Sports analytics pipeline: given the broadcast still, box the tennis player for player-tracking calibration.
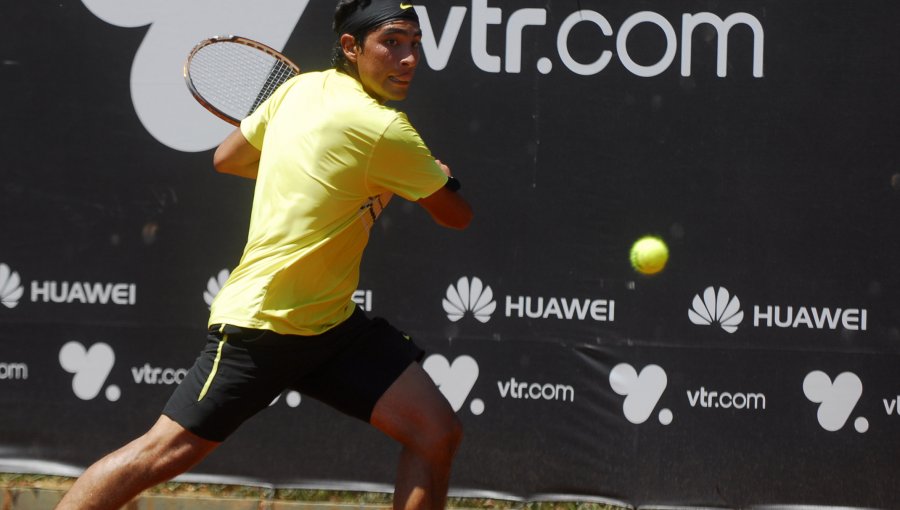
[56,1,472,509]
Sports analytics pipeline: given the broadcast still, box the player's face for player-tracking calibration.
[355,20,421,103]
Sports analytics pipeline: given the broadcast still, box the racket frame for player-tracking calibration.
[183,35,300,126]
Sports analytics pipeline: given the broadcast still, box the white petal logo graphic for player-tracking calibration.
[610,363,672,425]
[803,371,867,433]
[423,354,483,415]
[0,263,24,309]
[59,342,120,401]
[80,0,309,152]
[203,269,231,308]
[688,286,744,333]
[443,277,497,323]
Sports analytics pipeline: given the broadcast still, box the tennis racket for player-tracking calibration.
[184,35,300,126]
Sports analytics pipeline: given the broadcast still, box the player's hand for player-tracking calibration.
[435,159,452,177]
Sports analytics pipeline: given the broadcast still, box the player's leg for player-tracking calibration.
[57,325,290,509]
[370,362,463,510]
[55,415,219,510]
[292,312,463,510]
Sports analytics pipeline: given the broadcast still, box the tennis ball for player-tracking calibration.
[630,236,669,275]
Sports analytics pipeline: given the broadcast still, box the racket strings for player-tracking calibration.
[188,41,298,121]
[249,60,296,116]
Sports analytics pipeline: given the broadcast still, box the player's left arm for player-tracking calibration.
[213,128,260,179]
[417,159,472,230]
[368,116,472,228]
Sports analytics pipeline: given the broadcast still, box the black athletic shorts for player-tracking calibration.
[162,308,424,442]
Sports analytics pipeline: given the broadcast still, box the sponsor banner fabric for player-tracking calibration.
[1,0,899,508]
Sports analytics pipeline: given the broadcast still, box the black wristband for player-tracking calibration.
[444,176,461,192]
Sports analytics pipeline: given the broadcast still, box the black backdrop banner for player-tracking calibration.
[1,1,899,508]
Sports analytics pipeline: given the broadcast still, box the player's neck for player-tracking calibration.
[339,65,387,104]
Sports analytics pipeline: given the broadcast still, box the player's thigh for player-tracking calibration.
[293,315,425,423]
[370,363,462,450]
[163,328,298,442]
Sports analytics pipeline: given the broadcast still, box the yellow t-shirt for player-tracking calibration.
[209,69,447,335]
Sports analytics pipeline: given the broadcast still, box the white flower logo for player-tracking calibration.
[204,269,230,308]
[443,277,496,323]
[0,263,24,309]
[688,286,744,333]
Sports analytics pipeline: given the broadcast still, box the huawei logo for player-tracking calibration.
[443,277,496,323]
[0,263,24,309]
[688,286,744,333]
[203,269,230,308]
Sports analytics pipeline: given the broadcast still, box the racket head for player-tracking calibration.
[184,35,300,126]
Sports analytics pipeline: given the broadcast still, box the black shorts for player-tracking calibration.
[162,308,424,442]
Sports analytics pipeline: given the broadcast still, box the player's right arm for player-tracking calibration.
[213,128,260,179]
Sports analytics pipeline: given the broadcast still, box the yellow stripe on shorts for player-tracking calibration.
[198,334,227,402]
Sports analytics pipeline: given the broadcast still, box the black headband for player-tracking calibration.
[335,0,419,36]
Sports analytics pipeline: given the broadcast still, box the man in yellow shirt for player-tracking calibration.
[56,1,472,509]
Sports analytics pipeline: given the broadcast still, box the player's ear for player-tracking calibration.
[340,34,359,63]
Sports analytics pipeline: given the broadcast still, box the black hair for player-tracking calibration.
[331,0,372,72]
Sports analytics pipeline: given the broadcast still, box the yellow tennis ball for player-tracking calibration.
[630,236,669,275]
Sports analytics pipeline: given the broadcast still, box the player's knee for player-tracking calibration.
[135,422,217,477]
[448,414,463,451]
[427,412,463,462]
[449,417,464,457]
